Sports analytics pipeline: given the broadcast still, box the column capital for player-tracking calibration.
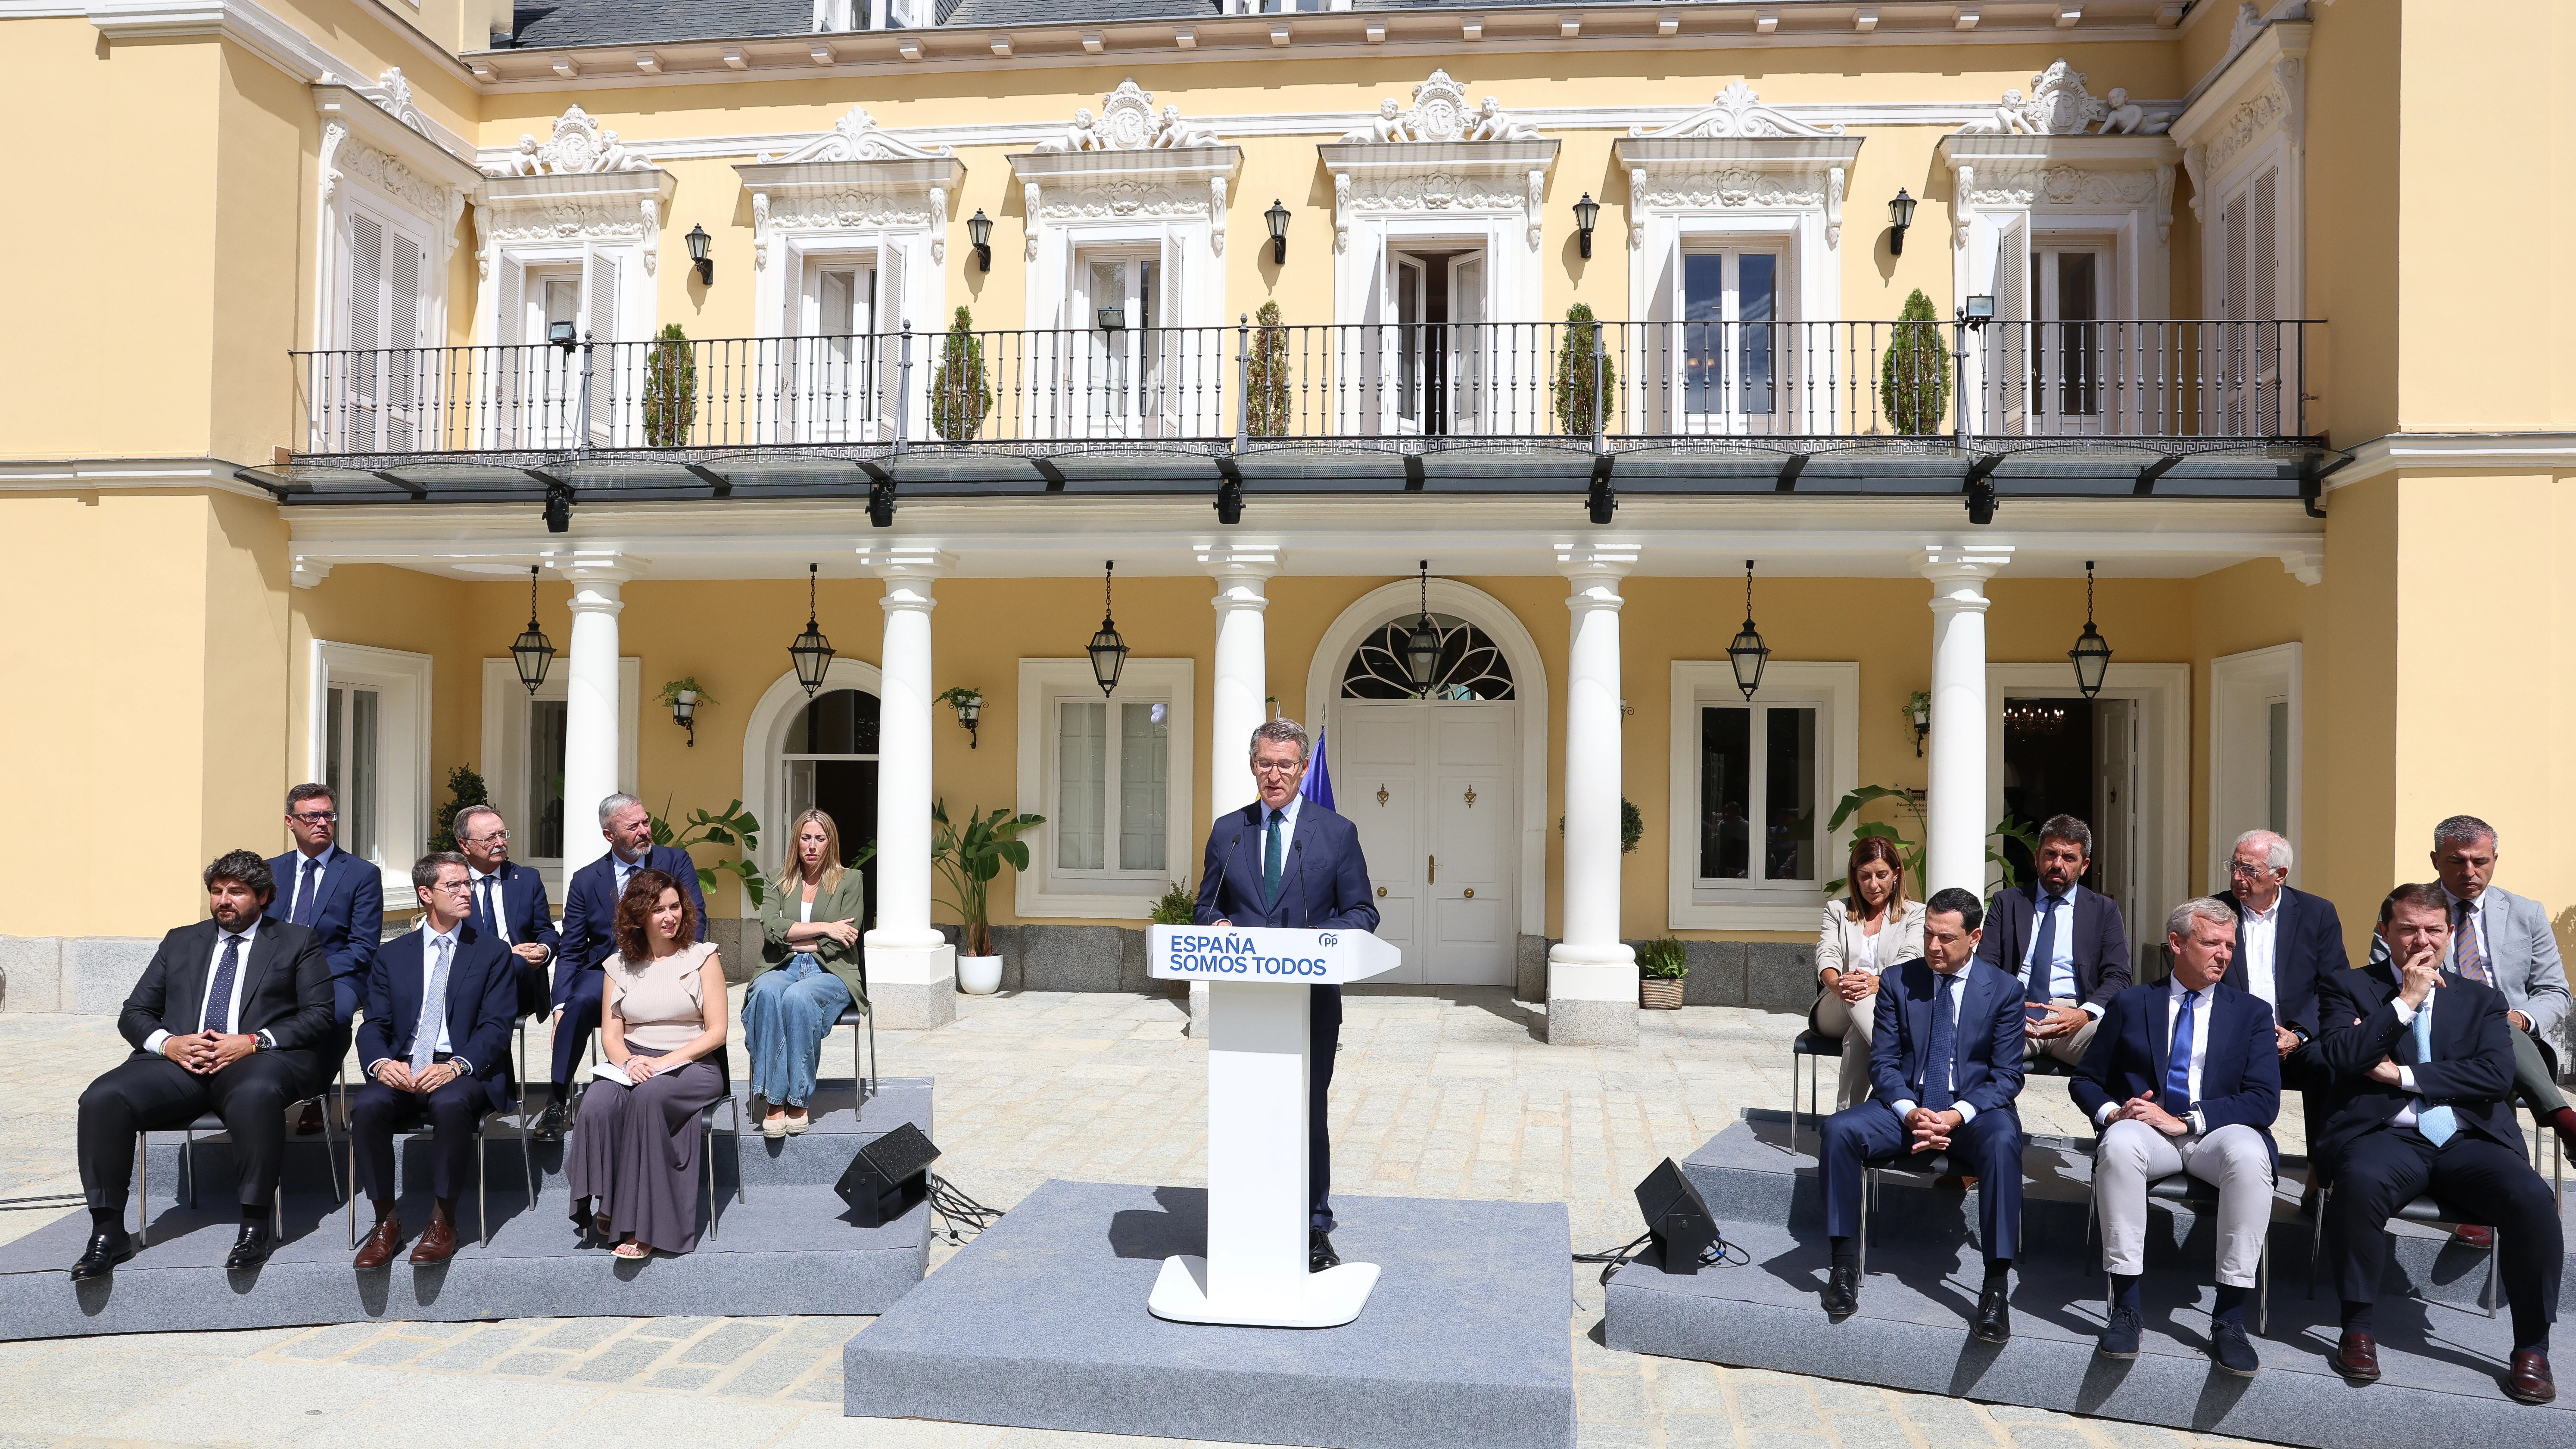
[1555,545,1638,583]
[553,549,643,587]
[1917,544,2013,586]
[1203,547,1279,612]
[857,546,957,583]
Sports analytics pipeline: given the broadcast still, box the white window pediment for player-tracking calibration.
[472,106,676,301]
[1613,83,1864,251]
[313,73,482,354]
[1008,81,1240,330]
[736,106,966,273]
[1319,70,1558,257]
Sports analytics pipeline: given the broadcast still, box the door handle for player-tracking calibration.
[1463,887,1475,899]
[1427,854,1435,885]
[1376,886,1388,898]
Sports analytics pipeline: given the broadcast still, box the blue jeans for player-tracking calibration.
[744,954,853,1109]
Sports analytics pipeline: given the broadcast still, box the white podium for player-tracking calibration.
[1145,924,1400,1327]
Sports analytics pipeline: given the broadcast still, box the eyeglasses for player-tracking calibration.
[465,830,510,845]
[2226,860,2276,878]
[1252,761,1303,778]
[427,879,473,895]
[289,810,339,825]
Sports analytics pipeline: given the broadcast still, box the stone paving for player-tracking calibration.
[0,988,2275,1449]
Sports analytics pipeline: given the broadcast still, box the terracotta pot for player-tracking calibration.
[1640,977,1685,1010]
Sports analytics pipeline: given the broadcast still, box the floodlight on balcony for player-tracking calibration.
[548,320,578,352]
[1962,294,1996,325]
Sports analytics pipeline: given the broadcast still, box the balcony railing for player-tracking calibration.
[295,319,2317,460]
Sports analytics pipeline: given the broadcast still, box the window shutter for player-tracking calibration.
[2220,191,2248,320]
[493,256,525,448]
[2250,168,2278,320]
[1991,215,2029,435]
[875,242,908,442]
[344,215,383,450]
[383,231,423,449]
[584,250,623,442]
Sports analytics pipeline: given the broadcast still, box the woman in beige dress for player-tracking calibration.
[1811,836,1926,1111]
[565,869,730,1258]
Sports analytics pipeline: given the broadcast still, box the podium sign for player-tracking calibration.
[1146,925,1399,1327]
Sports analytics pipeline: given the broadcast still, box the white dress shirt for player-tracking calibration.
[286,844,338,919]
[141,920,278,1056]
[470,865,511,945]
[365,925,471,1078]
[2020,889,2100,1014]
[2237,894,2281,1009]
[1261,793,1304,860]
[1890,967,1980,1124]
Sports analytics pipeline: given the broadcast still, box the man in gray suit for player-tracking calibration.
[2371,815,2576,1159]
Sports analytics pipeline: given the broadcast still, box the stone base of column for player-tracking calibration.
[866,944,958,1030]
[1544,952,1638,1047]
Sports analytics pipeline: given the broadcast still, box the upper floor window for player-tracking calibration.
[815,0,933,30]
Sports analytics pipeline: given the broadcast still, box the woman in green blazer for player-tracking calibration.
[748,808,869,1136]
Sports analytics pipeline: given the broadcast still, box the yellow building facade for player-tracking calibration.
[0,0,2564,1045]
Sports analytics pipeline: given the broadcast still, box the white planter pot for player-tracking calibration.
[957,954,1004,995]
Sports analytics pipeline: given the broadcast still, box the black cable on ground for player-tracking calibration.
[925,1172,1006,1245]
[1573,1231,1748,1285]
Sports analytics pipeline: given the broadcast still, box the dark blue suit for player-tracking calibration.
[352,923,518,1204]
[1193,798,1380,1231]
[468,860,561,1018]
[1820,957,2029,1261]
[1975,881,2130,1008]
[2220,884,2345,1149]
[266,846,384,1025]
[551,846,707,1087]
[2070,979,2283,1171]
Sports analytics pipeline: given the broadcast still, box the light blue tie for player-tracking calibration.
[2411,999,2455,1147]
[411,935,452,1076]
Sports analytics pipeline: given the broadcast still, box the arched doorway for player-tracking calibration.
[743,659,883,929]
[1305,582,1549,988]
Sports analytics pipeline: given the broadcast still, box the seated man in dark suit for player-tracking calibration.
[541,791,706,1139]
[1975,814,2130,1066]
[2314,882,2559,1405]
[1819,887,2028,1342]
[2074,897,2281,1376]
[350,852,519,1268]
[267,782,384,1134]
[72,851,335,1279]
[2218,829,2344,1208]
[454,804,559,1023]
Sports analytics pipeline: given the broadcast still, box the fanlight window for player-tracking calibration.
[1341,614,1516,701]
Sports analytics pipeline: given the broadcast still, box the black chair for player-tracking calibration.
[698,1092,748,1240]
[136,1073,345,1247]
[837,1003,879,1108]
[1788,1029,1842,1152]
[2081,1159,2275,1334]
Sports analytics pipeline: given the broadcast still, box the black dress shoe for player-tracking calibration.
[535,1097,571,1141]
[2209,1319,2261,1378]
[69,1228,134,1282]
[1821,1264,1860,1317]
[1309,1228,1339,1273]
[2096,1304,2142,1359]
[1971,1284,2012,1344]
[224,1223,274,1273]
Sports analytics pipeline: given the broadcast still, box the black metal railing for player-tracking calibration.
[294,319,2316,458]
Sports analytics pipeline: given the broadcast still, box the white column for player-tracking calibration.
[863,548,957,1028]
[1547,547,1638,1047]
[1919,545,2012,896]
[560,556,632,881]
[1195,548,1280,1037]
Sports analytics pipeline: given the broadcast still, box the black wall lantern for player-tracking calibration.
[1403,561,1442,695]
[511,565,555,695]
[1087,561,1129,696]
[2069,559,2113,698]
[789,562,835,697]
[1887,188,1916,256]
[686,224,713,285]
[669,687,700,747]
[966,209,994,273]
[1266,199,1290,265]
[950,689,984,748]
[1573,192,1601,259]
[1727,559,1771,699]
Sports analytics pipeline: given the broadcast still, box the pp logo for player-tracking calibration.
[1318,933,1339,947]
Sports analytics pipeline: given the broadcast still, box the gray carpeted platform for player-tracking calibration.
[1604,1115,2572,1448]
[843,1178,1576,1449]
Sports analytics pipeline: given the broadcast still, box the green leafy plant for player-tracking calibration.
[1823,785,2037,899]
[933,685,984,712]
[1558,797,1645,855]
[1636,937,1689,980]
[1246,300,1291,437]
[928,306,994,441]
[642,323,697,446]
[1879,289,1951,434]
[650,798,765,907]
[933,799,1045,958]
[654,676,719,708]
[1551,302,1617,436]
[427,764,490,853]
[1149,879,1197,926]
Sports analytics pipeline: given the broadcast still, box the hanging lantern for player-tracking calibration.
[1087,560,1129,696]
[511,565,555,694]
[2069,559,2113,699]
[1727,559,1770,699]
[1404,560,1443,695]
[788,562,835,697]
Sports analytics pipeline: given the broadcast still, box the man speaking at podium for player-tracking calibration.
[1195,718,1379,1274]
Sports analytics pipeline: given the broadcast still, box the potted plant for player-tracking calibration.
[643,323,697,446]
[1638,938,1689,1009]
[929,306,993,442]
[933,799,1044,994]
[1551,302,1617,436]
[1149,879,1196,925]
[1878,289,1951,435]
[656,677,717,747]
[1246,300,1291,437]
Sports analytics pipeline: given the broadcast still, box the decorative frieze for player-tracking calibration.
[736,105,967,272]
[1318,71,1559,253]
[1009,81,1242,265]
[1034,80,1227,153]
[1958,59,2173,137]
[1611,84,1862,249]
[486,106,658,177]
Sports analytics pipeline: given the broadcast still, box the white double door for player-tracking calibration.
[1336,700,1515,986]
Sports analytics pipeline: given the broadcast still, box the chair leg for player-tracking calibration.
[347,1128,359,1250]
[2258,1234,2271,1337]
[851,1021,865,1119]
[183,1130,196,1210]
[866,1011,878,1100]
[1859,1168,1873,1278]
[479,1125,491,1249]
[273,1184,282,1238]
[733,1094,747,1205]
[2484,1233,2499,1318]
[1787,1050,1800,1157]
[2305,1183,2330,1300]
[318,1098,343,1203]
[136,1135,148,1247]
[517,1103,536,1205]
[702,1117,717,1242]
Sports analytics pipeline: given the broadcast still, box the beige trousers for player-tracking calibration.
[2093,1119,2273,1287]
[1812,982,1878,1111]
[2025,995,2101,1066]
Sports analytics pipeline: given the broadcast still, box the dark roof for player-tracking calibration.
[511,0,814,50]
[941,0,1215,28]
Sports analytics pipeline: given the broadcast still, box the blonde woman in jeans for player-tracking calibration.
[1812,836,1926,1110]
[748,808,868,1137]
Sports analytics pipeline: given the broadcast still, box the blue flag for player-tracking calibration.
[1301,727,1335,812]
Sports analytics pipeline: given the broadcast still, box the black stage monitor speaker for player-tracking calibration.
[836,1122,940,1228]
[1634,1157,1718,1274]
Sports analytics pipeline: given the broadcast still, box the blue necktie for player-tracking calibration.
[202,933,243,1034]
[2163,989,2199,1117]
[2026,892,2064,1003]
[2412,999,2456,1147]
[1922,975,1959,1112]
[1262,810,1284,904]
[293,857,323,926]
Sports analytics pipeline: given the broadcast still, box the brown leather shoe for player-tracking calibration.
[2333,1331,2382,1384]
[2508,1350,2556,1405]
[295,1100,326,1136]
[2455,1225,2496,1249]
[353,1215,403,1271]
[409,1217,458,1265]
[1933,1175,1979,1192]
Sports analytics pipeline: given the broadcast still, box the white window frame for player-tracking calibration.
[1667,660,1859,930]
[308,641,433,896]
[480,656,641,898]
[2207,643,2301,892]
[333,196,438,355]
[1014,657,1196,919]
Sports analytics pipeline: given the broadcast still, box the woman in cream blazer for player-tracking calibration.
[1811,835,1925,1111]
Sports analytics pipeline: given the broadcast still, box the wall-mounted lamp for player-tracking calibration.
[547,319,577,353]
[939,686,985,748]
[685,224,713,285]
[1573,192,1601,259]
[1887,188,1916,256]
[1265,199,1290,265]
[966,209,994,272]
[1904,689,1931,757]
[660,681,710,747]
